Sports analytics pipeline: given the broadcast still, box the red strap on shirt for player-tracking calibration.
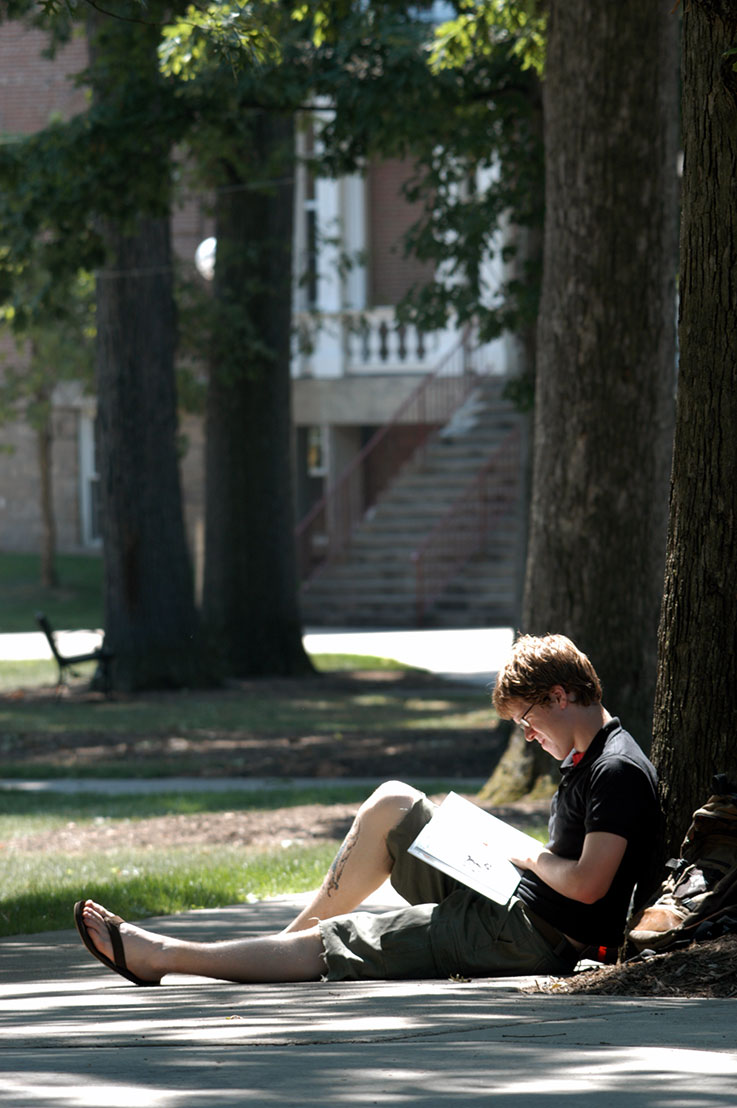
[572,750,585,765]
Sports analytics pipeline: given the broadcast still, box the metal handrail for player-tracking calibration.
[296,328,489,583]
[411,427,521,625]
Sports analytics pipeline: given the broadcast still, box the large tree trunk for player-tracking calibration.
[651,1,737,860]
[88,5,210,691]
[96,214,208,690]
[203,111,312,677]
[482,1,679,801]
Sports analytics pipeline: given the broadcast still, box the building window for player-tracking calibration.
[78,411,102,547]
[304,190,319,309]
[306,425,327,477]
[300,120,319,310]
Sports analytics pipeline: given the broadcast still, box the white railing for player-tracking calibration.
[343,309,457,373]
[292,309,458,378]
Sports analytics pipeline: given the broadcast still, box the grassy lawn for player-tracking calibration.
[0,661,502,936]
[0,785,349,935]
[0,681,489,742]
[0,784,548,937]
[0,659,493,780]
[0,659,78,691]
[0,785,359,936]
[2,839,340,938]
[0,551,104,633]
[0,551,495,779]
[0,654,406,694]
[0,783,383,835]
[0,551,516,939]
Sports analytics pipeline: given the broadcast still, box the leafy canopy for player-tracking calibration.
[1,0,546,358]
[158,0,545,343]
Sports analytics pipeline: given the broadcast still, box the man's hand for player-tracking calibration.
[510,831,627,904]
[509,841,546,871]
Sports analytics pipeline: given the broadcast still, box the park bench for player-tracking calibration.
[35,611,114,694]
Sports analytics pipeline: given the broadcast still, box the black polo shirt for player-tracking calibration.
[516,718,659,947]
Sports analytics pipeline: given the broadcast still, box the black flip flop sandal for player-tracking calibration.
[74,900,161,987]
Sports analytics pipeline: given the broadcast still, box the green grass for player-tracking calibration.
[0,666,490,780]
[1,842,338,938]
[0,550,508,938]
[0,785,376,837]
[0,785,354,935]
[0,782,482,839]
[310,651,410,669]
[0,655,407,695]
[0,784,548,937]
[0,552,103,633]
[311,653,409,672]
[0,683,485,738]
[0,658,97,691]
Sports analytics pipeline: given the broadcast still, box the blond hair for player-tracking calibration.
[493,633,602,717]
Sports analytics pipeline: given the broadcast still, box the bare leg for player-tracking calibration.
[78,782,422,983]
[284,780,423,933]
[79,900,325,984]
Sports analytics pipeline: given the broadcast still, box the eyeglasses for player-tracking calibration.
[518,703,535,729]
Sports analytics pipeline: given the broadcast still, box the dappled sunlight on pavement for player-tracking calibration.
[1,897,736,1107]
[3,1038,737,1108]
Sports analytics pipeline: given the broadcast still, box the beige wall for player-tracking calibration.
[0,406,206,560]
[0,376,428,557]
[0,407,81,553]
[292,374,422,427]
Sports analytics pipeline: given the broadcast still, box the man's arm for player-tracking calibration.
[510,831,628,905]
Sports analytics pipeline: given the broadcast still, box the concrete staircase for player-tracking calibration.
[300,377,526,628]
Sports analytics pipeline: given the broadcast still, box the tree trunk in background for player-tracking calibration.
[482,1,679,801]
[203,111,313,677]
[96,215,208,690]
[35,379,58,590]
[87,5,210,691]
[651,1,737,861]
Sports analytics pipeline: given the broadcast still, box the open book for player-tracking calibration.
[408,791,545,905]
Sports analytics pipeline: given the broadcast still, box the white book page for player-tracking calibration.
[407,791,544,905]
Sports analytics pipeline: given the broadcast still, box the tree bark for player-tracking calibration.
[86,4,211,691]
[96,214,208,690]
[34,375,58,590]
[651,1,737,859]
[483,1,679,800]
[202,111,312,677]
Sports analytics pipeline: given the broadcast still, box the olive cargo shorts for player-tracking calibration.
[319,794,577,981]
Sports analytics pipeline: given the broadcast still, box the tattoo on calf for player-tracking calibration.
[326,825,359,896]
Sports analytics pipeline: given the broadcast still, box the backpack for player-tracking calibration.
[627,773,737,953]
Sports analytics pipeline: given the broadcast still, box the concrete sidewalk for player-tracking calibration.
[4,629,736,1104]
[2,892,736,1107]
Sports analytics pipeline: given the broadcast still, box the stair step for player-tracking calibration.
[300,374,524,627]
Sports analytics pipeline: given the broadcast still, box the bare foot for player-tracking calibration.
[79,900,166,984]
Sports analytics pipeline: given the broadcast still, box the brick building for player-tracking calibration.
[0,20,521,624]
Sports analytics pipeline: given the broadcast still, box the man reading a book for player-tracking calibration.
[75,633,659,986]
